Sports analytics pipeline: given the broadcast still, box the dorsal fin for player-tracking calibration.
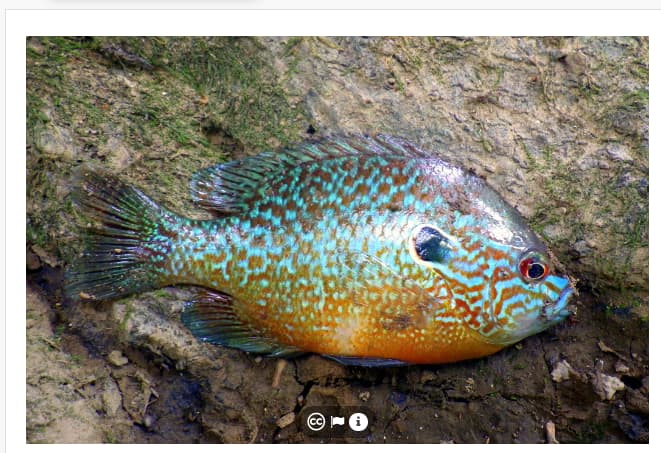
[189,134,433,214]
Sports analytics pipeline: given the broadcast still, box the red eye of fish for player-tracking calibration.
[519,257,549,281]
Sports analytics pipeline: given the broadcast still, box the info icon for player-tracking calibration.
[349,412,368,432]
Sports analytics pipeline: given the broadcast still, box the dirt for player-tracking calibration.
[26,37,648,443]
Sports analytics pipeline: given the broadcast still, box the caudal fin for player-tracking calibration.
[65,171,177,302]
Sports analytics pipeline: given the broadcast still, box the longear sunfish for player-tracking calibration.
[65,135,576,366]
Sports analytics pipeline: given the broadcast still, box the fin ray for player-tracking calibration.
[181,289,301,356]
[189,134,435,214]
[65,171,176,302]
[324,355,411,367]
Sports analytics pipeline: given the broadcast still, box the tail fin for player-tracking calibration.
[65,171,177,302]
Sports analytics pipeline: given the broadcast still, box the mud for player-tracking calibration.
[26,37,648,443]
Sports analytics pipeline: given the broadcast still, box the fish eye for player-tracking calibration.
[518,252,550,282]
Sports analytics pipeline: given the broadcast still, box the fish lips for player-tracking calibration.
[543,279,577,322]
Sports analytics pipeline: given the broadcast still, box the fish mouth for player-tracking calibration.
[545,281,577,321]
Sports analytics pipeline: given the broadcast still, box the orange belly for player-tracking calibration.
[236,288,504,364]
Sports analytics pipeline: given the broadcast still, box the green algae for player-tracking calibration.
[26,37,307,259]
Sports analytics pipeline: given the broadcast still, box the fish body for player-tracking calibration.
[66,135,575,365]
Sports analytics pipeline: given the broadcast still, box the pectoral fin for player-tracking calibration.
[181,289,301,357]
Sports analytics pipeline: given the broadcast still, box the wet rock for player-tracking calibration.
[591,372,625,400]
[107,350,129,367]
[551,360,575,383]
[143,413,156,430]
[275,412,296,429]
[545,420,559,444]
[101,379,123,417]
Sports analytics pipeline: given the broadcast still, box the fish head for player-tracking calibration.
[471,246,577,345]
[409,223,576,346]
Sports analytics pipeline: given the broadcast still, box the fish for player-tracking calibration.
[65,134,576,366]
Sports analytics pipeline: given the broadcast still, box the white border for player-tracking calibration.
[4,9,661,36]
[4,0,661,9]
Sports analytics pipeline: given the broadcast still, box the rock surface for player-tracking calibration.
[26,37,648,443]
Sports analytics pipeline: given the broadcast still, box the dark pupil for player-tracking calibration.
[414,227,449,263]
[528,262,545,279]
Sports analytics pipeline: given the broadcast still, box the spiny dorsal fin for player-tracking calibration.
[181,289,301,357]
[189,134,434,214]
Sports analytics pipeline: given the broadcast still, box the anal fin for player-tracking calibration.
[323,355,411,367]
[181,289,301,357]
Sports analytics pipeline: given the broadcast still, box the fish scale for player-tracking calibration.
[65,134,575,365]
